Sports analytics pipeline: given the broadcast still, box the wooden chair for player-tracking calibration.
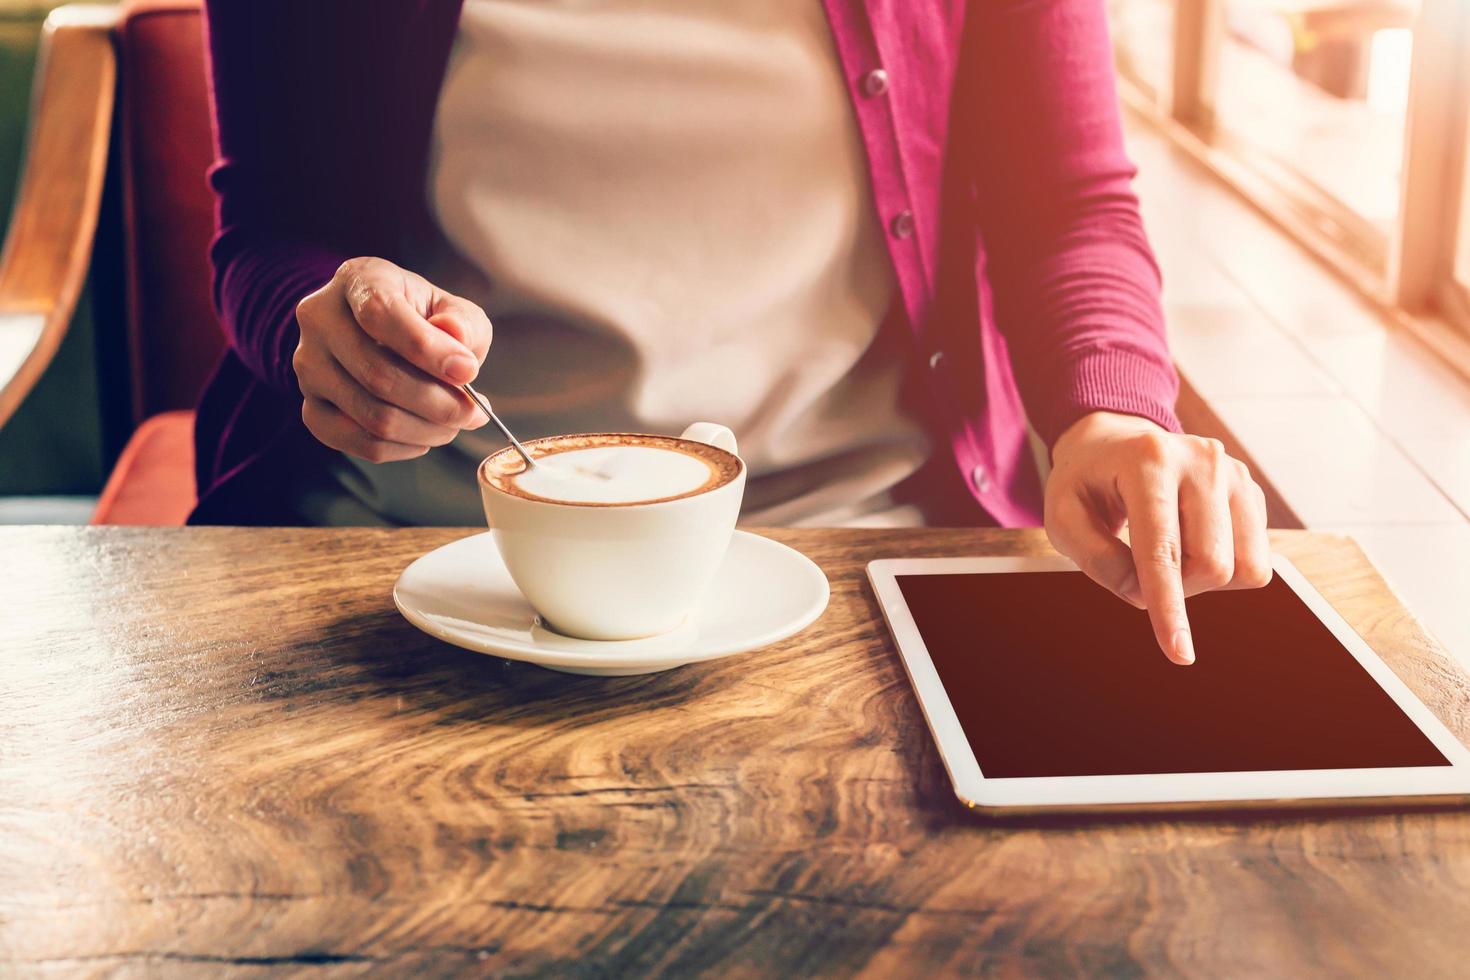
[0,1,1302,528]
[0,1,217,524]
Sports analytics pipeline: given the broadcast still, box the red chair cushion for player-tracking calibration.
[118,2,223,422]
[91,410,196,525]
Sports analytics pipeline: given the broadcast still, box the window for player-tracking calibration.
[1109,0,1175,106]
[1212,0,1416,268]
[1108,0,1470,348]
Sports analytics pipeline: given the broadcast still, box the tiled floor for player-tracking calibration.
[1209,395,1463,525]
[1125,115,1470,667]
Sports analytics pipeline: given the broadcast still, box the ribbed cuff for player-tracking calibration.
[216,240,348,395]
[1039,345,1182,447]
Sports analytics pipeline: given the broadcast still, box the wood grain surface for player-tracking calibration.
[2,526,1469,977]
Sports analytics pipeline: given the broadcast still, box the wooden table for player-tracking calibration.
[4,527,1470,976]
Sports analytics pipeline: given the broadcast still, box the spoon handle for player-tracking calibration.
[460,384,537,470]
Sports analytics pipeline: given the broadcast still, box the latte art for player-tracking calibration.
[483,433,741,506]
[515,446,714,504]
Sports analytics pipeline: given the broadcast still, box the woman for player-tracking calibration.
[195,0,1271,664]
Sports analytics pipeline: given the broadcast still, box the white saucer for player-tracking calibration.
[393,530,830,675]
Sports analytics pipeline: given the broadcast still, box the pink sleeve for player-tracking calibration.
[960,0,1181,446]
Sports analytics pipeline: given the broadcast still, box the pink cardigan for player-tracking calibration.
[193,0,1178,526]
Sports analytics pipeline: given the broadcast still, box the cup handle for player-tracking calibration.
[679,422,738,457]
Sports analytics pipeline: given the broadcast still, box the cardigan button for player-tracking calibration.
[928,350,945,372]
[861,68,890,98]
[970,464,993,493]
[890,210,915,239]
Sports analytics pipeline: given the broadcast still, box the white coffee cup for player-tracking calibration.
[477,423,746,641]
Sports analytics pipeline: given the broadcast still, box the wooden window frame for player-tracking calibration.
[1439,27,1470,328]
[1390,0,1470,320]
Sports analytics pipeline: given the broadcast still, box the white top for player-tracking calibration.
[321,0,935,527]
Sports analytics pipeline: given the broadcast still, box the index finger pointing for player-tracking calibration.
[1119,477,1195,665]
[346,275,479,385]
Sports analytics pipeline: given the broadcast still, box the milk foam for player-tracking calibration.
[511,446,716,504]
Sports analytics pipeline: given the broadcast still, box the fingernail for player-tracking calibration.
[1172,628,1195,665]
[1118,571,1143,607]
[443,353,477,383]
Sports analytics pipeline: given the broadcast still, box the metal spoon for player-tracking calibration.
[460,384,537,470]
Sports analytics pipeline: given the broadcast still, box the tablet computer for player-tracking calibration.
[866,554,1470,814]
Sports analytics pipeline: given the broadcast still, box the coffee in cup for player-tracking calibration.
[478,423,746,641]
[482,433,741,506]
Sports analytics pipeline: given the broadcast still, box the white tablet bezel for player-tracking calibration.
[866,554,1470,814]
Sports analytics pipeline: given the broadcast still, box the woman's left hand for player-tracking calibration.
[1044,411,1273,666]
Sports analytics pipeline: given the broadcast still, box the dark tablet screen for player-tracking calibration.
[894,571,1449,778]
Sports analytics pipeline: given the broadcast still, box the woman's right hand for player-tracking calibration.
[293,257,493,462]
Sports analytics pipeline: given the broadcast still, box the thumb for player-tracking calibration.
[428,300,492,363]
[1047,492,1145,609]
